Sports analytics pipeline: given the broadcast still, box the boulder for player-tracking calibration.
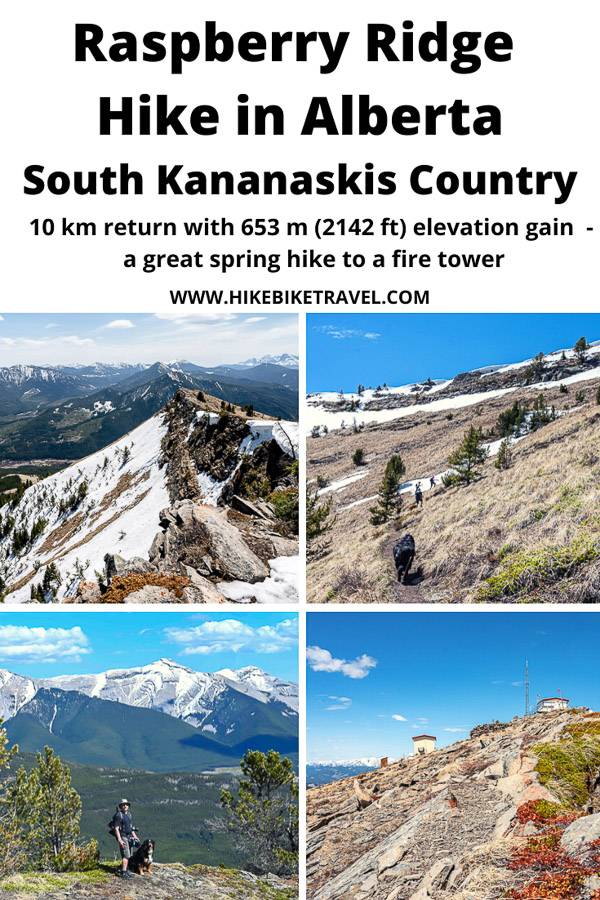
[104,554,155,580]
[124,585,175,604]
[182,566,227,603]
[560,813,600,856]
[230,494,274,519]
[164,503,269,582]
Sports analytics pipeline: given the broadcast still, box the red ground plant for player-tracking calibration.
[506,802,599,900]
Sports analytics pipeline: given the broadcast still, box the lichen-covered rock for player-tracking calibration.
[0,862,297,900]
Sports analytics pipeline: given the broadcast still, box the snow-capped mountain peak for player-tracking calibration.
[237,354,299,369]
[0,661,298,738]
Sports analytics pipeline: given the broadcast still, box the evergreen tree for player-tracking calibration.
[494,438,513,470]
[352,448,365,467]
[574,336,589,361]
[369,454,405,525]
[5,747,97,870]
[447,426,488,485]
[221,750,298,876]
[306,489,334,542]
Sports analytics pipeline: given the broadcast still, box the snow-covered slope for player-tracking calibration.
[0,659,298,733]
[0,415,169,603]
[216,665,299,712]
[0,401,299,604]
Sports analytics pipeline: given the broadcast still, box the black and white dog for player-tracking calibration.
[393,534,416,582]
[129,839,155,875]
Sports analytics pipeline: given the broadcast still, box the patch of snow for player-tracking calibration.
[196,471,227,506]
[217,555,299,604]
[307,387,515,433]
[318,471,369,496]
[93,400,115,414]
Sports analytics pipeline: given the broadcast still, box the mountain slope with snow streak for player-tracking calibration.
[0,414,169,602]
[0,659,298,739]
[0,392,299,604]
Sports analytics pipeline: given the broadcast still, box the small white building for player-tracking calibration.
[537,696,569,713]
[412,734,437,755]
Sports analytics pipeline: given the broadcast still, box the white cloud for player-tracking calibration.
[416,717,429,724]
[0,338,15,346]
[0,626,91,663]
[443,727,467,734]
[391,714,407,722]
[325,696,352,711]
[306,646,377,679]
[0,315,4,321]
[316,325,381,341]
[104,319,135,330]
[243,316,267,324]
[164,617,297,655]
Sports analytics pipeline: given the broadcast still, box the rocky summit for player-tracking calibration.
[0,863,297,900]
[307,708,600,899]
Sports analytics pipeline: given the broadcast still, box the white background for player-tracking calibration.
[1,0,598,311]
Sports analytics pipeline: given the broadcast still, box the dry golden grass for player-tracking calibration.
[307,380,600,603]
[101,573,190,603]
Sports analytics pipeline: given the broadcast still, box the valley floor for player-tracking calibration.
[307,377,600,603]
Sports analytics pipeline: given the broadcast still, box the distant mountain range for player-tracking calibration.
[0,359,298,460]
[0,660,298,771]
[307,759,384,786]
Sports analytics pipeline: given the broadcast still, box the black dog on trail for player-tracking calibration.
[393,534,416,583]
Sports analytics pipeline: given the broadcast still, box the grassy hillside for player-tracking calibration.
[307,378,600,603]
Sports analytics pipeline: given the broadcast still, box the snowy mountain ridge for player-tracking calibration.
[308,338,600,433]
[0,393,299,604]
[0,659,298,732]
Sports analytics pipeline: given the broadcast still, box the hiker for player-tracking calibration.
[430,475,436,489]
[415,482,423,507]
[393,534,416,583]
[110,798,140,879]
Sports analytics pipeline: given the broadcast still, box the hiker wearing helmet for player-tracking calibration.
[110,799,139,879]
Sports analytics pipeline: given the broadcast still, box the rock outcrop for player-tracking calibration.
[307,709,600,899]
[0,863,297,900]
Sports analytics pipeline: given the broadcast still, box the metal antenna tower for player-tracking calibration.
[524,659,530,717]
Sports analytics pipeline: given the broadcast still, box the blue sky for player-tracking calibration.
[0,313,297,367]
[307,612,600,762]
[307,313,600,392]
[0,612,298,682]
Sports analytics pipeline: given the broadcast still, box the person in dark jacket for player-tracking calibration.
[393,534,416,583]
[111,799,140,879]
[415,482,424,508]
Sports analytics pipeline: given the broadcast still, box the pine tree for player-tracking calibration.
[221,750,298,876]
[370,454,405,524]
[494,438,513,470]
[306,489,334,542]
[574,336,589,361]
[5,747,97,870]
[352,448,365,467]
[447,426,488,485]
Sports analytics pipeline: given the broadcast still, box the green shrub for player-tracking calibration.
[269,488,298,535]
[533,721,600,807]
[476,534,600,602]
